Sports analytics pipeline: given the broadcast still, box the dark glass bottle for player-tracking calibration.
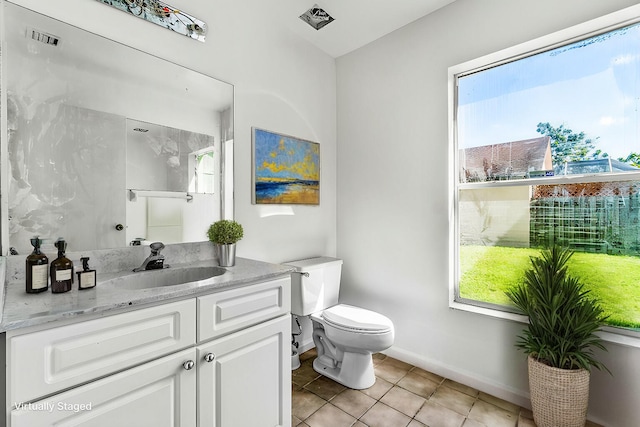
[50,238,73,293]
[26,237,48,293]
[77,257,96,290]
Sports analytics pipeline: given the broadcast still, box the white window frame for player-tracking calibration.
[448,4,640,347]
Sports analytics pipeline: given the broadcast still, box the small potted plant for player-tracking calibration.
[506,245,609,427]
[207,220,243,267]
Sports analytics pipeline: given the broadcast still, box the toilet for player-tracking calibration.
[285,257,394,389]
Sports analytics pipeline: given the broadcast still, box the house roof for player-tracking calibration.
[565,158,640,174]
[460,136,552,182]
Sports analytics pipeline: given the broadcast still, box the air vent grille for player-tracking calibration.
[28,28,60,46]
[300,4,334,30]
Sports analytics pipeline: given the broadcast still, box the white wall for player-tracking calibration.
[336,1,640,426]
[8,0,338,265]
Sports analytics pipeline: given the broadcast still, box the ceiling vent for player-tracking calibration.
[299,4,334,30]
[27,28,60,46]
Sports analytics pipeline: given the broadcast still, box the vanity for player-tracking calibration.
[0,249,293,426]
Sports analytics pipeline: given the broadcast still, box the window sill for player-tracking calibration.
[449,300,528,323]
[598,328,640,349]
[449,300,640,349]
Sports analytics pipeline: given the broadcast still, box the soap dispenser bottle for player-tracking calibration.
[50,238,73,293]
[26,236,49,293]
[77,257,96,290]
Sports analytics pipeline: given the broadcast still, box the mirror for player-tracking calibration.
[2,1,234,254]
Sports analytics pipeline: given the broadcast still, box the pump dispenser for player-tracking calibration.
[50,238,73,293]
[26,237,48,293]
[77,257,96,290]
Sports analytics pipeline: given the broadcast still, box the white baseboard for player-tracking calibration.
[383,345,532,410]
[296,338,315,355]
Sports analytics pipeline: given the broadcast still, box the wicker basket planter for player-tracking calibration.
[528,356,590,427]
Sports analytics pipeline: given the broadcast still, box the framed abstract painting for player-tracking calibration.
[252,128,320,205]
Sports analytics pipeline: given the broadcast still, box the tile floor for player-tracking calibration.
[292,349,603,427]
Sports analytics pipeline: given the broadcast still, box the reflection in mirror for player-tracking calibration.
[2,1,234,255]
[125,118,219,246]
[126,119,217,194]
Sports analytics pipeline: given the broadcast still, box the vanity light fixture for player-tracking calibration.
[299,4,335,30]
[95,0,208,42]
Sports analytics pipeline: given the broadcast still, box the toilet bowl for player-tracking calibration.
[310,304,394,389]
[285,257,395,389]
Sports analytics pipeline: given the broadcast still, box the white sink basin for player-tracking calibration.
[104,266,227,290]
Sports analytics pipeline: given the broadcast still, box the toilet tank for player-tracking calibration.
[284,257,343,316]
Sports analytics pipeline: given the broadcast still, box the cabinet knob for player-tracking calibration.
[204,352,216,363]
[115,224,124,231]
[182,360,195,370]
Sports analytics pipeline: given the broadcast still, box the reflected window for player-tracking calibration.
[190,148,215,194]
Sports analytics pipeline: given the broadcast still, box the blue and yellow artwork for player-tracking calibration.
[253,128,320,205]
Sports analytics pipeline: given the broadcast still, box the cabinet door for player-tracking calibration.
[11,348,197,427]
[197,314,291,427]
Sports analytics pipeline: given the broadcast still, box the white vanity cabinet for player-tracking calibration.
[8,299,197,406]
[196,277,291,427]
[4,275,292,427]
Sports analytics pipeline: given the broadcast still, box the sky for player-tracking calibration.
[253,128,320,181]
[457,22,640,159]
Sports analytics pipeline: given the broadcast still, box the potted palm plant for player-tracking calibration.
[506,245,609,427]
[207,220,243,267]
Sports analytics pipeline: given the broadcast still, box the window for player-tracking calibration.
[449,6,640,335]
[189,147,216,194]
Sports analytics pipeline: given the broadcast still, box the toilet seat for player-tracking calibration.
[321,304,393,333]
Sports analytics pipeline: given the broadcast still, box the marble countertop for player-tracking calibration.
[0,256,293,332]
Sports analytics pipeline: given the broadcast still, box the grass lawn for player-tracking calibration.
[459,245,640,329]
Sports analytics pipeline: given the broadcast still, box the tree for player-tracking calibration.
[536,122,640,171]
[536,122,598,172]
[590,149,609,160]
[618,152,640,168]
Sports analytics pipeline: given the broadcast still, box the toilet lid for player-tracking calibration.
[322,304,393,332]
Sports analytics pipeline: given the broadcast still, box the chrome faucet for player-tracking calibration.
[133,242,170,272]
